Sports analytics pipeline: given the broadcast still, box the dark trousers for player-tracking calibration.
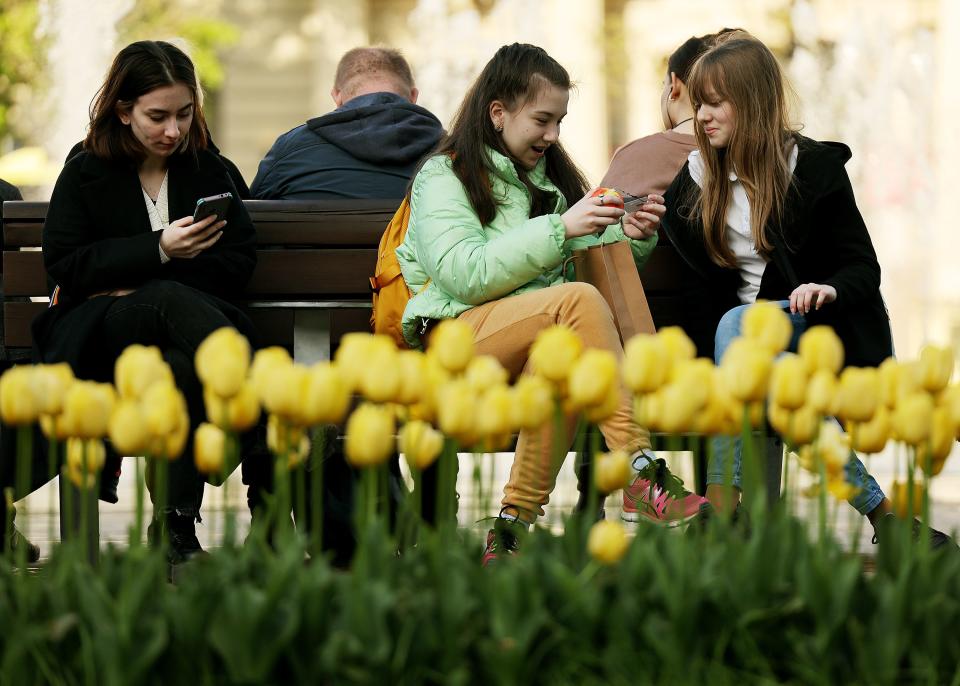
[99,280,264,516]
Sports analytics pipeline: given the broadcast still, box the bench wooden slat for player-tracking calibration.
[2,252,46,296]
[3,301,44,348]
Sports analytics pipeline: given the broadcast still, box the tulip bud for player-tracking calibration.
[568,349,618,411]
[65,437,106,489]
[476,385,514,438]
[359,337,402,403]
[195,327,251,399]
[658,327,696,365]
[429,319,475,374]
[848,405,890,455]
[719,338,773,403]
[61,381,115,439]
[633,391,664,432]
[583,386,622,423]
[530,325,583,384]
[344,403,395,468]
[394,351,427,405]
[399,420,444,471]
[915,344,954,394]
[436,379,476,443]
[891,392,934,446]
[658,369,709,434]
[294,362,350,426]
[588,520,629,565]
[796,421,848,476]
[194,422,227,475]
[826,477,859,502]
[928,406,954,466]
[115,345,173,400]
[109,400,148,455]
[692,374,732,436]
[0,366,43,426]
[878,358,901,410]
[742,301,792,354]
[511,375,554,430]
[806,369,837,416]
[834,367,880,424]
[798,326,844,375]
[465,355,509,394]
[769,403,819,447]
[594,450,632,494]
[333,333,376,391]
[266,413,309,459]
[250,347,294,397]
[259,363,308,421]
[622,334,670,394]
[891,480,925,519]
[34,363,75,416]
[769,354,808,411]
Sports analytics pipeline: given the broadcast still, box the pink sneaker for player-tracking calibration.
[621,457,707,526]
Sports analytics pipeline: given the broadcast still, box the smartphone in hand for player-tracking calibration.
[622,194,649,214]
[193,192,233,223]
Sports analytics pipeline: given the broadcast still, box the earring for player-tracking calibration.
[495,121,503,132]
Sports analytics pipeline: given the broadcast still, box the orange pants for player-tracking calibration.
[457,282,649,522]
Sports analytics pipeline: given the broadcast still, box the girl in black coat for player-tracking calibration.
[33,41,261,562]
[662,31,952,547]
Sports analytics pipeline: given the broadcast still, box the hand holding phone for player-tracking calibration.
[193,192,233,222]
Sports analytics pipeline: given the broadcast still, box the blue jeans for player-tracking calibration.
[707,301,885,515]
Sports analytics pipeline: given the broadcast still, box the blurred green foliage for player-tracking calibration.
[0,0,44,149]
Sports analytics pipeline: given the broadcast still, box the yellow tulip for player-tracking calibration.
[194,327,251,399]
[727,399,766,430]
[891,480,925,519]
[622,334,670,394]
[692,375,733,436]
[64,437,106,489]
[658,374,709,434]
[769,353,809,411]
[266,413,308,458]
[250,346,294,396]
[476,385,514,438]
[0,365,43,425]
[849,406,890,454]
[465,355,509,393]
[436,379,476,443]
[142,381,185,438]
[657,327,696,365]
[594,450,632,494]
[588,520,630,565]
[114,344,173,400]
[568,349,618,411]
[742,301,792,354]
[769,403,819,447]
[399,420,444,471]
[834,367,880,424]
[796,421,848,477]
[194,422,227,475]
[878,358,901,410]
[891,392,934,446]
[806,369,837,416]
[295,362,350,426]
[428,319,475,374]
[259,363,308,420]
[394,351,426,405]
[60,381,116,439]
[332,333,376,391]
[344,402,395,467]
[927,406,954,466]
[797,326,844,375]
[940,384,960,438]
[582,386,620,423]
[827,477,859,502]
[719,338,773,403]
[40,414,69,441]
[915,345,954,394]
[204,382,261,433]
[108,400,148,455]
[34,363,75,416]
[511,375,554,430]
[530,325,583,384]
[634,391,664,433]
[359,336,402,403]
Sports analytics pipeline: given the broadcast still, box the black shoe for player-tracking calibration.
[149,511,206,565]
[7,526,40,563]
[872,513,958,551]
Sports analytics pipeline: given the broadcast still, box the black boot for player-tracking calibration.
[148,511,205,565]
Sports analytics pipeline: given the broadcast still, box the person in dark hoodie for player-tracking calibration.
[250,47,443,200]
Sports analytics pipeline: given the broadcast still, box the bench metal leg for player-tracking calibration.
[293,310,332,363]
[59,475,99,564]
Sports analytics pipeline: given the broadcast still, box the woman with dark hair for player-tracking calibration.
[33,40,260,564]
[395,43,704,565]
[662,31,953,548]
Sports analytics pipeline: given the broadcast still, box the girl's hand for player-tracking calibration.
[621,194,665,240]
[160,214,225,259]
[561,189,625,239]
[789,282,837,314]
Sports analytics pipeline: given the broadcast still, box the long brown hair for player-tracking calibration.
[428,43,588,225]
[686,33,798,267]
[85,41,208,162]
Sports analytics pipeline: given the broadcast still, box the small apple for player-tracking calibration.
[590,187,624,209]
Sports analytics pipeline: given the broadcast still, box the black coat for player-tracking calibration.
[32,148,257,376]
[662,135,893,368]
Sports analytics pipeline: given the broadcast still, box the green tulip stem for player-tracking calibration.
[921,443,932,551]
[816,441,827,545]
[133,455,145,547]
[310,427,325,555]
[47,434,59,543]
[2,487,12,559]
[781,415,793,517]
[79,441,89,565]
[848,424,864,555]
[155,456,169,551]
[295,458,307,544]
[14,425,31,568]
[906,448,916,523]
[412,467,422,531]
[586,424,600,536]
[741,406,760,510]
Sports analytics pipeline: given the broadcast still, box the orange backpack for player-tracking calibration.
[369,198,415,348]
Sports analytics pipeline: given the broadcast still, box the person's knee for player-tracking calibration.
[555,281,607,312]
[714,304,749,360]
[137,279,196,303]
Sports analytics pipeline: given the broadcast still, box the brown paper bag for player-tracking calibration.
[567,240,656,344]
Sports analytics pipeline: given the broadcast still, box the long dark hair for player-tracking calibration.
[84,40,208,162]
[430,43,588,225]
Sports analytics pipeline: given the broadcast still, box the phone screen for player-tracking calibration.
[194,192,233,222]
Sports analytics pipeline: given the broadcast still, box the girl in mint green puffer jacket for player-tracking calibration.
[396,43,706,564]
